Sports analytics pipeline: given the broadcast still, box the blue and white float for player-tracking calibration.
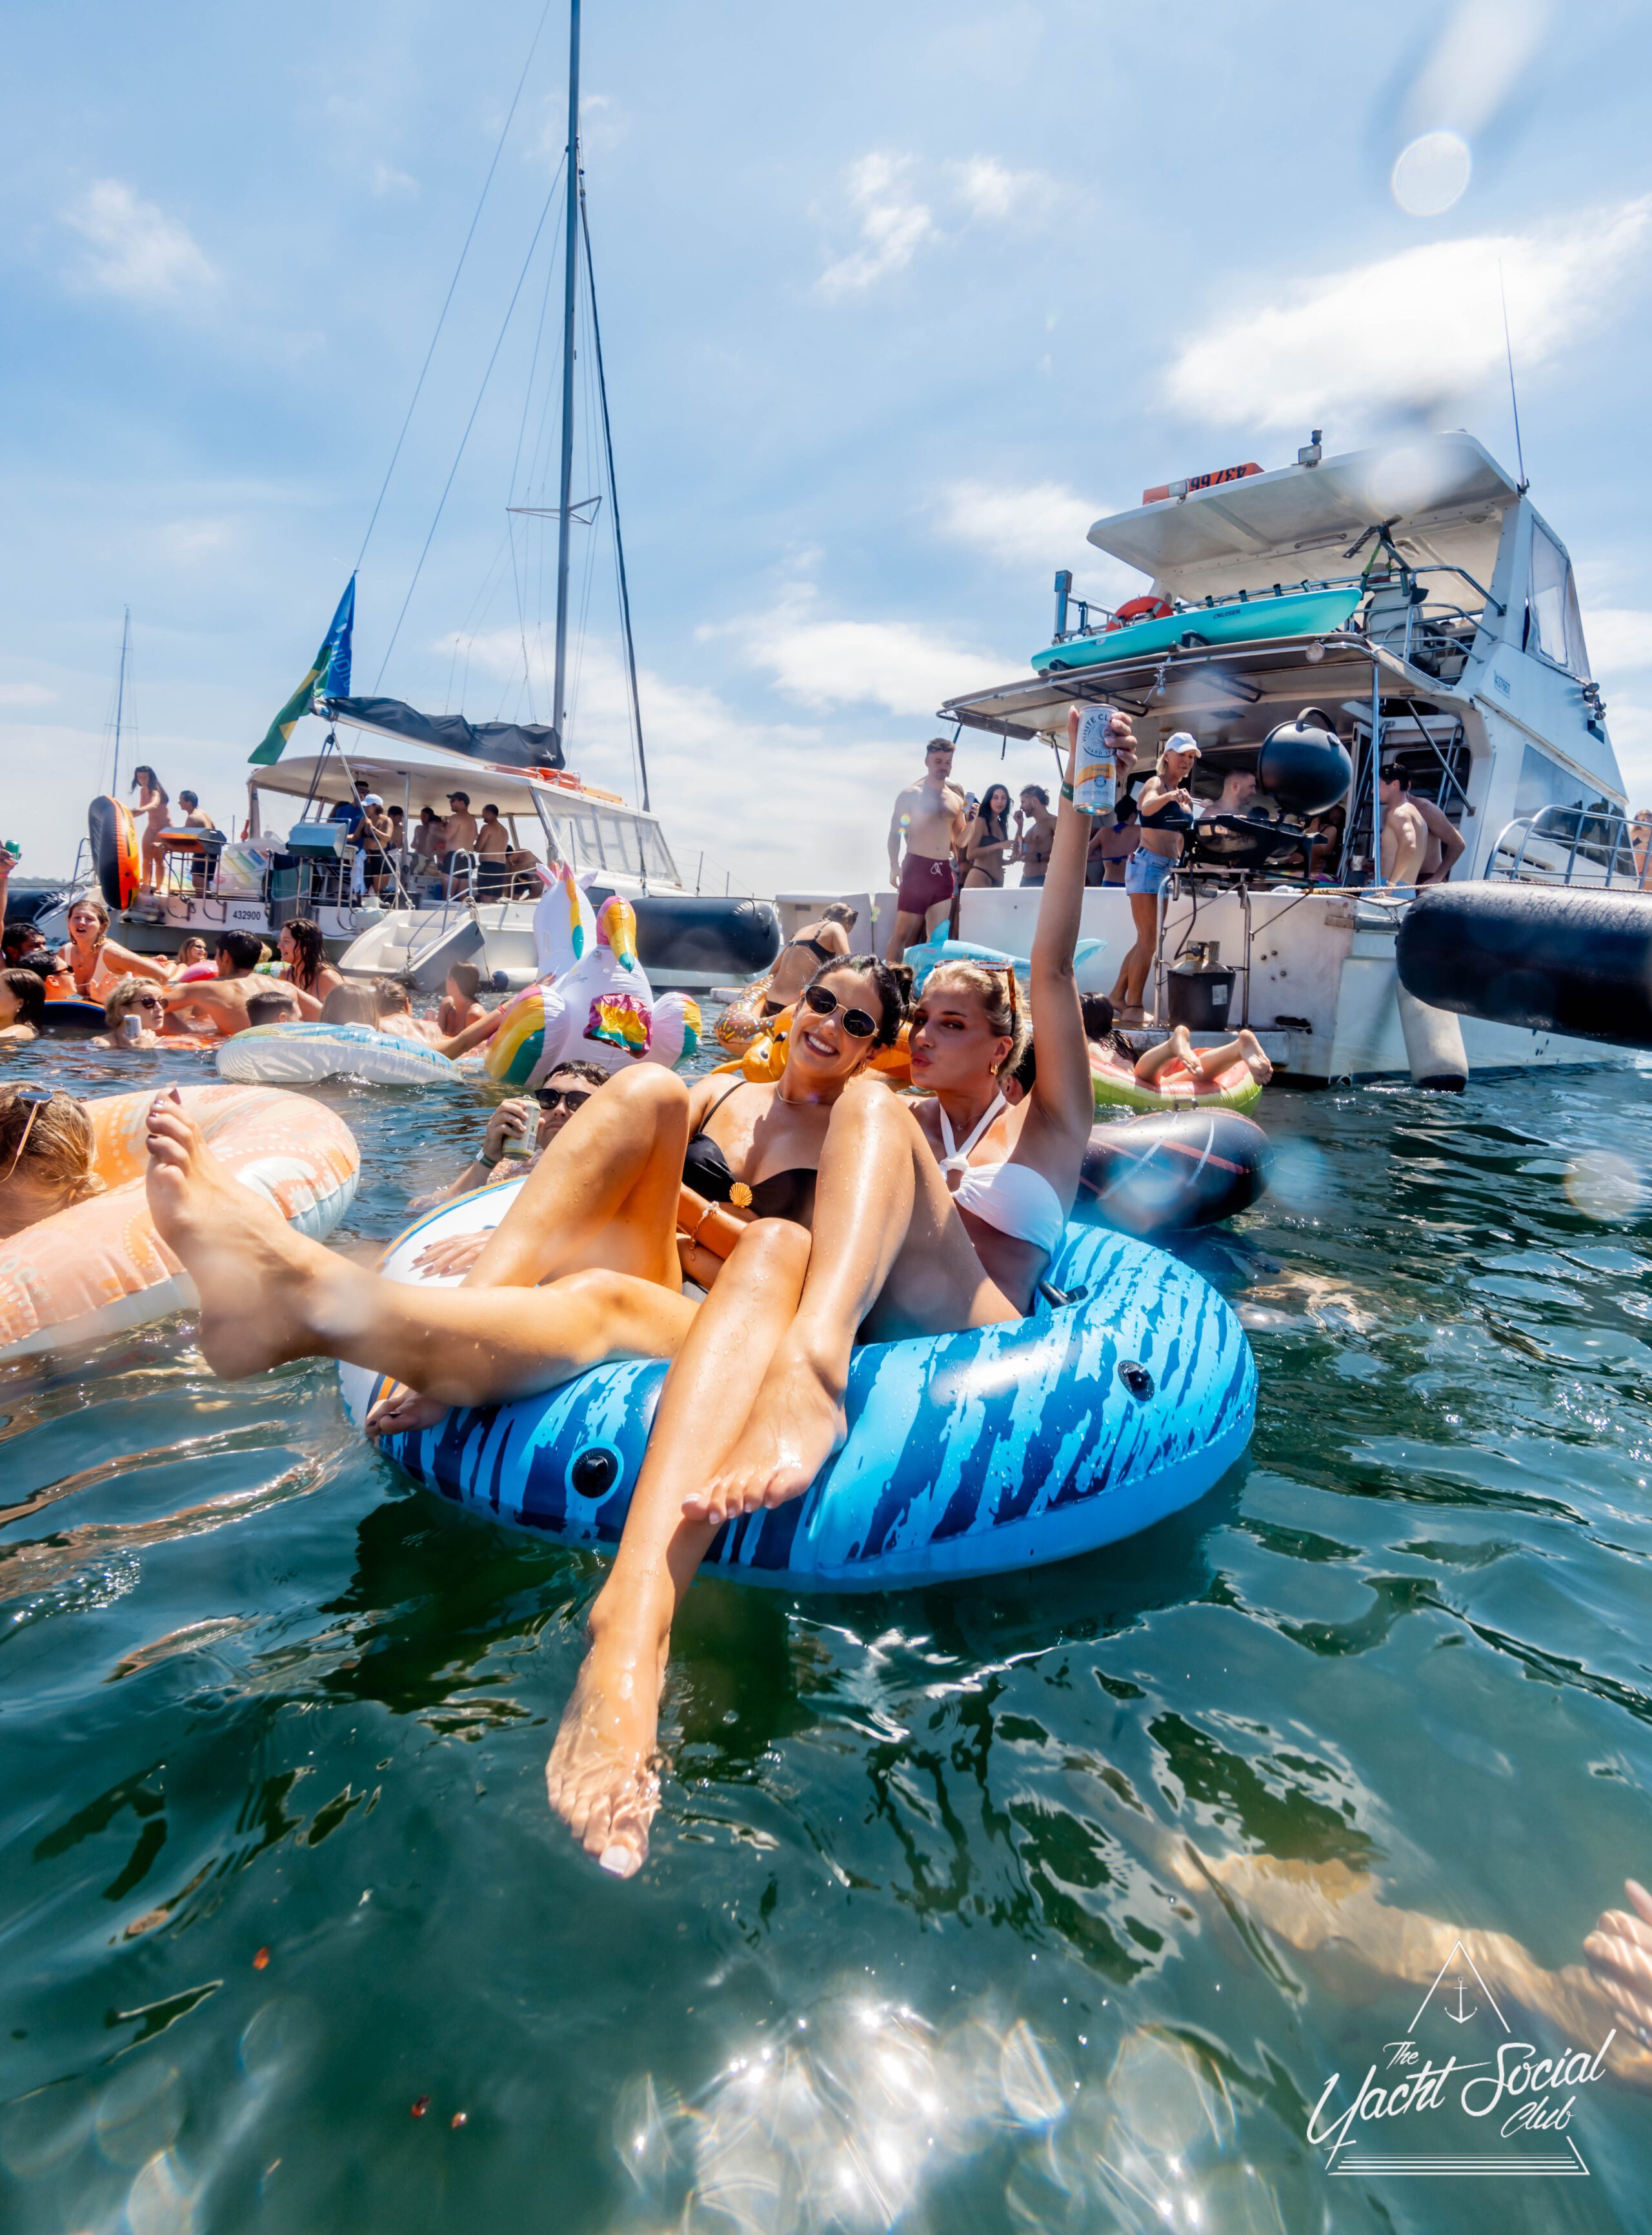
[217,1022,461,1088]
[341,1177,1256,1590]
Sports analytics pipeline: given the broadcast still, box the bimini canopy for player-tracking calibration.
[1091,431,1520,607]
[319,694,564,771]
[250,742,579,822]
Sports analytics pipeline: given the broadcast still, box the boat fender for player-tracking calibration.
[1395,885,1652,1050]
[1077,1109,1269,1236]
[1396,984,1468,1091]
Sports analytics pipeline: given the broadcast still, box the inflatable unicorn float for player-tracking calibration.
[485,862,701,1089]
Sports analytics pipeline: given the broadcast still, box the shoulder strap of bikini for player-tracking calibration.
[693,1075,749,1138]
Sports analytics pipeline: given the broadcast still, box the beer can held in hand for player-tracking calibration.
[1073,707,1126,816]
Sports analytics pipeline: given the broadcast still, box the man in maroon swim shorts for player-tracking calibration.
[885,738,967,958]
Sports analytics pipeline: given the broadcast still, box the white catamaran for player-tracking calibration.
[60,0,781,998]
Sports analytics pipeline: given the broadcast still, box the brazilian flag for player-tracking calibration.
[250,577,356,765]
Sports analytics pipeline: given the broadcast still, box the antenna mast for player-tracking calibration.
[112,605,130,795]
[550,0,581,754]
[1498,261,1529,494]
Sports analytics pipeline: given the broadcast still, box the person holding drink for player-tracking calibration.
[1103,727,1198,1024]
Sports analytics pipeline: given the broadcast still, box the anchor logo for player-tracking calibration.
[1442,1976,1476,2026]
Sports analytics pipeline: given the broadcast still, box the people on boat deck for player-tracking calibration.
[1014,785,1055,887]
[410,1062,612,1218]
[276,918,343,1014]
[1107,731,1199,1022]
[328,778,371,838]
[1378,764,1428,886]
[63,895,170,1001]
[885,738,968,958]
[762,902,858,1015]
[960,784,1016,890]
[139,698,1116,1879]
[130,765,170,889]
[0,969,48,1042]
[162,931,299,1038]
[1086,779,1142,887]
[1200,769,1258,819]
[1385,768,1465,883]
[0,1086,102,1239]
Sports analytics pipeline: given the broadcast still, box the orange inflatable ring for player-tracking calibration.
[0,1084,360,1362]
[1106,595,1174,632]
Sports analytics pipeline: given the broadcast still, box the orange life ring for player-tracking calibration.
[1106,596,1174,632]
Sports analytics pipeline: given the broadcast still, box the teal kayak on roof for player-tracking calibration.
[1032,584,1363,673]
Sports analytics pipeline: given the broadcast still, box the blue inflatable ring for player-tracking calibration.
[340,1178,1256,1590]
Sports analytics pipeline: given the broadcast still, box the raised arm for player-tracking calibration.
[1022,707,1133,1162]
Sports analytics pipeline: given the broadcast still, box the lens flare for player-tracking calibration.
[1391,131,1471,216]
[1563,1150,1646,1223]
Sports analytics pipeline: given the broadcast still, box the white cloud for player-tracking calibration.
[61,178,216,303]
[936,480,1109,569]
[1166,198,1652,432]
[817,154,935,299]
[1400,0,1548,141]
[154,519,234,563]
[0,683,57,708]
[815,149,1056,299]
[708,585,1013,716]
[1587,608,1652,674]
[948,157,1054,225]
[371,162,419,199]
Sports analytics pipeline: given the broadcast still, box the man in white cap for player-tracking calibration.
[358,793,396,894]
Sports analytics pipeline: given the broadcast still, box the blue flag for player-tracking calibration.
[251,576,356,765]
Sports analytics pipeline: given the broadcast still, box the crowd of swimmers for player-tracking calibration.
[0,705,1162,1876]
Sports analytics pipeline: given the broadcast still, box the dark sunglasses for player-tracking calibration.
[801,984,878,1039]
[131,995,165,1011]
[536,1086,592,1113]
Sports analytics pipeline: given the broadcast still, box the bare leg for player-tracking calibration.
[1132,1026,1191,1084]
[1179,1027,1273,1087]
[1107,893,1159,1017]
[459,1062,689,1291]
[885,907,925,962]
[143,1093,693,1396]
[545,1219,812,1877]
[692,1078,1016,1519]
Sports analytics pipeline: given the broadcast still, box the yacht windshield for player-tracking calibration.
[1528,524,1591,678]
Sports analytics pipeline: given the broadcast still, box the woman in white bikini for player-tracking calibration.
[63,896,169,1002]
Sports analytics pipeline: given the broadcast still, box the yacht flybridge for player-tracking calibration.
[936,429,1635,1084]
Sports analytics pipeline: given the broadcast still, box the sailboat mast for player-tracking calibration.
[550,0,581,754]
[112,605,130,796]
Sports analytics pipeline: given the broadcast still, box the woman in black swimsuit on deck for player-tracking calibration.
[758,900,860,1016]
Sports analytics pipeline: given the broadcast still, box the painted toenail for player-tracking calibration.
[599,1843,640,1879]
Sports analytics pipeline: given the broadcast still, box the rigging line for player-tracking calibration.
[372,171,563,694]
[580,184,650,810]
[508,165,567,508]
[354,0,556,575]
[446,525,515,711]
[1498,260,1529,494]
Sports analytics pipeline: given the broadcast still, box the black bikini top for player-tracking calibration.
[1138,794,1194,831]
[682,1080,817,1227]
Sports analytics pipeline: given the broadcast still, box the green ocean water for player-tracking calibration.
[3,1037,1651,2232]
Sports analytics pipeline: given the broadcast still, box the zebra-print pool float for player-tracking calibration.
[340,1177,1256,1590]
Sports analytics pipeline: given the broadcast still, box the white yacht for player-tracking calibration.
[923,428,1637,1084]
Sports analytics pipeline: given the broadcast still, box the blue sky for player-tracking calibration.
[3,0,1650,892]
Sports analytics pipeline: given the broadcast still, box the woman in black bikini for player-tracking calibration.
[960,784,1014,889]
[758,900,859,1015]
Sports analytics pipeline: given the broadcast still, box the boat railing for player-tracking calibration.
[1487,805,1649,890]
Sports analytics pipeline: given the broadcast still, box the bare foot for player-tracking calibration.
[545,1624,667,1877]
[1238,1028,1274,1086]
[364,1381,450,1439]
[682,1335,846,1524]
[144,1089,339,1379]
[1584,1878,1652,2040]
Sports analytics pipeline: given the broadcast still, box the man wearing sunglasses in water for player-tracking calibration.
[410,1061,610,1213]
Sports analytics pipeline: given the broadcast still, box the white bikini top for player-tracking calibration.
[935,1093,1065,1257]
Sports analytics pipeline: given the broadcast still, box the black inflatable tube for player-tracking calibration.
[1076,1109,1269,1237]
[1395,884,1652,1049]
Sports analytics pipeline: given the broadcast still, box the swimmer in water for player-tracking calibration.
[275,918,343,1015]
[161,931,300,1038]
[171,936,210,976]
[63,896,169,1002]
[0,1086,103,1239]
[408,1062,611,1222]
[0,968,48,1043]
[437,961,487,1039]
[89,977,174,1049]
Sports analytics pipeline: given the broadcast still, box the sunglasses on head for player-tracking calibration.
[801,984,878,1039]
[536,1086,592,1113]
[3,1085,55,1184]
